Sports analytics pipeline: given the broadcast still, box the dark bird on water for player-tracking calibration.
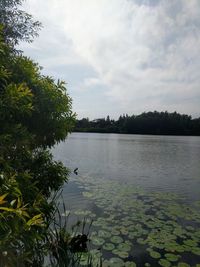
[69,234,88,252]
[74,168,78,175]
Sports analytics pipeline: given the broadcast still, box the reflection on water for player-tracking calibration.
[52,133,200,202]
[52,133,200,266]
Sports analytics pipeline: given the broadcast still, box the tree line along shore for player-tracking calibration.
[75,111,200,136]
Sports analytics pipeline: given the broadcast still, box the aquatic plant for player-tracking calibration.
[68,174,200,266]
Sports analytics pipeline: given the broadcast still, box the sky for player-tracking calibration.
[19,0,200,119]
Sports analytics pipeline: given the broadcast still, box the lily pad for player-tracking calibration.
[98,230,111,238]
[117,243,131,252]
[192,247,200,255]
[75,252,89,266]
[149,250,161,259]
[82,191,93,198]
[116,251,129,259]
[108,257,125,267]
[102,260,110,267]
[92,236,105,246]
[110,236,123,244]
[125,240,132,246]
[158,258,171,267]
[164,253,179,262]
[74,210,91,216]
[89,249,102,257]
[103,243,115,251]
[183,239,197,247]
[111,230,121,235]
[177,263,190,267]
[120,228,129,235]
[125,262,137,267]
[89,250,102,266]
[112,249,122,255]
[71,174,200,266]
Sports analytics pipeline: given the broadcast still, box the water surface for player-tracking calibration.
[52,133,200,266]
[53,133,200,202]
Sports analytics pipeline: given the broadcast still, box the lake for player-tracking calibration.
[52,133,200,266]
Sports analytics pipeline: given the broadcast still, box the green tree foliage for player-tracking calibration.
[75,111,200,136]
[0,0,41,46]
[0,26,76,265]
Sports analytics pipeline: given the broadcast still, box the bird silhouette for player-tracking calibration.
[73,168,78,175]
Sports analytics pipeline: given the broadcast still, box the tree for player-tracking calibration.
[0,1,86,265]
[0,0,41,46]
[0,25,76,265]
[75,112,200,135]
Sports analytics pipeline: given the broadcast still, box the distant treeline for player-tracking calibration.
[74,111,200,136]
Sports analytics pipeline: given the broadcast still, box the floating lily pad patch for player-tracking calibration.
[117,242,132,252]
[158,258,171,267]
[111,248,129,258]
[149,250,161,259]
[70,175,200,266]
[183,239,198,247]
[98,230,111,238]
[82,191,93,198]
[89,249,102,266]
[108,257,125,267]
[124,261,137,267]
[111,229,121,235]
[75,252,90,266]
[74,209,92,216]
[164,253,180,262]
[192,247,200,256]
[110,236,123,244]
[177,263,190,267]
[103,243,115,251]
[92,236,105,246]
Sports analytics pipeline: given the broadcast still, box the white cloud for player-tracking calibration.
[21,0,200,118]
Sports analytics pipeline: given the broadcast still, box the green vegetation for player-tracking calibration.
[1,1,200,266]
[0,0,41,46]
[0,1,80,266]
[75,112,200,136]
[69,174,200,266]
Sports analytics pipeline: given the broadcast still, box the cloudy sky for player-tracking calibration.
[20,0,200,119]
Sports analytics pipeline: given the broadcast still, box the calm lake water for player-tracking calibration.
[53,133,200,201]
[52,133,200,266]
